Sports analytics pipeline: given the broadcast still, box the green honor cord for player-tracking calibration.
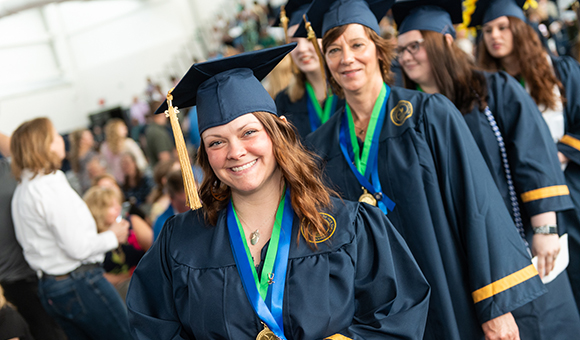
[305,82,334,124]
[345,83,387,175]
[232,192,286,300]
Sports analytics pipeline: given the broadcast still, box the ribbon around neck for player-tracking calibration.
[305,82,337,132]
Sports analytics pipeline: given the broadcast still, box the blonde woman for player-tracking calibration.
[100,118,148,185]
[84,186,152,300]
[10,117,131,339]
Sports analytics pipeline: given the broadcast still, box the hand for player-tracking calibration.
[557,151,569,165]
[109,219,130,244]
[482,312,520,340]
[532,233,560,278]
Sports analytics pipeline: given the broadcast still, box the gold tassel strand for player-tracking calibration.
[164,89,202,210]
[304,14,327,90]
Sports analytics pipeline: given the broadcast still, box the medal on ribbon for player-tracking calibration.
[339,83,396,214]
[227,189,293,340]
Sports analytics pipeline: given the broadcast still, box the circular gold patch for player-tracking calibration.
[390,100,413,126]
[300,213,336,244]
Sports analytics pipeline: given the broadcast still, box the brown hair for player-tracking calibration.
[121,152,144,191]
[402,30,488,114]
[322,24,394,98]
[477,16,564,110]
[147,160,179,204]
[68,129,87,173]
[84,186,123,233]
[266,54,295,100]
[104,118,126,155]
[10,117,62,182]
[197,111,334,242]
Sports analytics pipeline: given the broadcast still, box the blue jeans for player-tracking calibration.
[38,266,132,340]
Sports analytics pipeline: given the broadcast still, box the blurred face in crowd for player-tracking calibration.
[482,16,514,59]
[397,30,434,88]
[81,130,94,148]
[117,123,128,138]
[104,199,122,226]
[171,191,189,214]
[202,113,281,197]
[324,24,383,96]
[288,24,322,75]
[49,126,66,162]
[121,154,137,177]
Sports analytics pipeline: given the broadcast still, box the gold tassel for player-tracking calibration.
[304,14,328,94]
[164,89,202,210]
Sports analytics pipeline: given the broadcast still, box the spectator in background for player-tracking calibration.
[67,128,101,194]
[152,170,189,240]
[0,284,34,340]
[120,152,154,209]
[93,173,149,223]
[100,118,148,185]
[10,117,131,339]
[144,109,174,167]
[84,186,152,301]
[0,132,66,340]
[129,95,150,127]
[147,160,180,224]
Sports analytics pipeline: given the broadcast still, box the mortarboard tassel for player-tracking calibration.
[164,88,202,210]
[304,14,328,94]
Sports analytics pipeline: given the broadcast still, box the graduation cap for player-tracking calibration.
[392,0,463,38]
[154,43,296,210]
[273,0,312,28]
[294,0,395,38]
[467,0,526,27]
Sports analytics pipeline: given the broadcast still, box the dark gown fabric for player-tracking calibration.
[462,71,580,339]
[553,55,580,312]
[126,197,431,340]
[275,89,344,140]
[305,86,547,340]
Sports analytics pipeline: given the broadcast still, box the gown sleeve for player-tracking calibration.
[126,215,191,340]
[492,72,573,216]
[423,95,546,324]
[324,204,430,340]
[555,56,580,165]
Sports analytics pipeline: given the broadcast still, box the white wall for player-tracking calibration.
[0,0,236,135]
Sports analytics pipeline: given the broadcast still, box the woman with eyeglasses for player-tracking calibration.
[474,0,580,313]
[273,0,343,139]
[394,2,580,339]
[301,0,547,339]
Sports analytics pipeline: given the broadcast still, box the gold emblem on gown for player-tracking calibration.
[359,187,377,206]
[390,100,413,126]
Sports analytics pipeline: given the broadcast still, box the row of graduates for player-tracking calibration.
[126,0,580,339]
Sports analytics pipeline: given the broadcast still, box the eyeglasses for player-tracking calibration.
[395,39,424,60]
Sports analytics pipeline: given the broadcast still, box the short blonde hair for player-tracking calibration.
[10,117,62,182]
[83,186,123,233]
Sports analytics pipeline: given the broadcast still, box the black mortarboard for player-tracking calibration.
[468,0,526,27]
[392,1,463,38]
[294,0,395,38]
[274,0,312,27]
[154,43,296,134]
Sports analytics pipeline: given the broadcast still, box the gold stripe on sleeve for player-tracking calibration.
[472,264,538,304]
[521,185,569,203]
[560,135,580,151]
[326,335,353,340]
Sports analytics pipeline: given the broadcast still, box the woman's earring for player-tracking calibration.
[210,181,228,201]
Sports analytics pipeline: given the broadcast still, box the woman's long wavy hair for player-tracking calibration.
[322,24,395,98]
[10,117,62,182]
[104,119,126,155]
[403,30,488,114]
[197,111,334,243]
[477,16,564,110]
[68,129,87,173]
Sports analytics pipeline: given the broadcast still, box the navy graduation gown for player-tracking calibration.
[275,89,344,140]
[306,87,546,340]
[462,71,580,339]
[552,55,580,311]
[126,198,431,339]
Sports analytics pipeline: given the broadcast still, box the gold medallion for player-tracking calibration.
[358,187,377,206]
[256,323,279,340]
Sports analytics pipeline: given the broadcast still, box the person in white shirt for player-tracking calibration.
[10,117,132,340]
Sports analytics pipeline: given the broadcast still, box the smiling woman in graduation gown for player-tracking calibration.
[393,2,580,339]
[299,0,548,339]
[126,44,430,340]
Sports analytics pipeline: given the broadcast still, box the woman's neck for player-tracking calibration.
[305,70,327,102]
[500,53,521,77]
[418,80,439,94]
[344,77,383,124]
[231,178,284,224]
